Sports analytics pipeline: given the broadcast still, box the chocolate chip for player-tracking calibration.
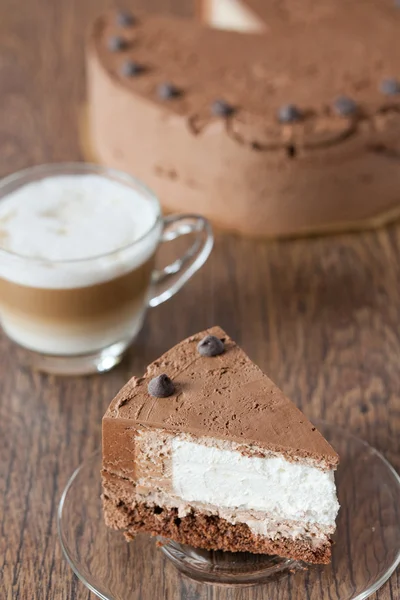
[380,78,400,96]
[211,100,234,117]
[117,11,135,27]
[148,374,175,397]
[333,96,357,117]
[120,60,144,77]
[157,82,181,100]
[197,335,225,357]
[277,104,301,123]
[108,36,127,52]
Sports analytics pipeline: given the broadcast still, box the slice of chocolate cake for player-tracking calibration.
[102,327,339,564]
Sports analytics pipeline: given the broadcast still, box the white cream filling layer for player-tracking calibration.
[172,439,339,527]
[205,0,265,32]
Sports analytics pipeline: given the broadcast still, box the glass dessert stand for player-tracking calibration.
[58,422,400,598]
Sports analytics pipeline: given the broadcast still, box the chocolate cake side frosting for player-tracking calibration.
[87,6,400,237]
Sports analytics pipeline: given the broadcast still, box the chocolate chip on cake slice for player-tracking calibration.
[277,104,302,123]
[148,374,175,397]
[333,96,357,117]
[197,335,225,357]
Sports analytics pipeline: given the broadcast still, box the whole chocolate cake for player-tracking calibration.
[86,3,400,237]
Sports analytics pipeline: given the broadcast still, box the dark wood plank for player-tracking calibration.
[0,0,398,598]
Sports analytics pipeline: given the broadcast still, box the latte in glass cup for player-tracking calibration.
[0,171,161,363]
[0,164,213,375]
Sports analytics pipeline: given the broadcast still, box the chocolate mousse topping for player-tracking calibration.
[200,0,399,26]
[105,326,339,466]
[91,8,400,129]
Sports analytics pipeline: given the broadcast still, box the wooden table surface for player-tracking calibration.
[1,0,400,598]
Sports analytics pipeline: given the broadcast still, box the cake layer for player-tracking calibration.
[87,8,400,237]
[102,496,332,564]
[103,466,334,543]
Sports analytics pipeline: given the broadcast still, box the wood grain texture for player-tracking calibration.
[0,0,399,598]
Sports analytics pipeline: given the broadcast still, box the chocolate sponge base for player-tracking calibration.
[103,496,332,564]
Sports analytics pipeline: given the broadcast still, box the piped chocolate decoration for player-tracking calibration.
[157,82,181,100]
[380,78,400,96]
[277,104,302,123]
[333,96,357,117]
[197,335,225,357]
[121,60,144,77]
[108,36,127,52]
[148,374,175,397]
[211,99,234,117]
[117,11,135,27]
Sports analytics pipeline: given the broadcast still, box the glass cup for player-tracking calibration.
[0,163,213,375]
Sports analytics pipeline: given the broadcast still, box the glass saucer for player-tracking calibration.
[58,422,400,599]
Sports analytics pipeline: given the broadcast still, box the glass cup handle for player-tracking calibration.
[149,214,213,308]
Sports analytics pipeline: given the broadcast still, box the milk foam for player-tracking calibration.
[0,175,161,288]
